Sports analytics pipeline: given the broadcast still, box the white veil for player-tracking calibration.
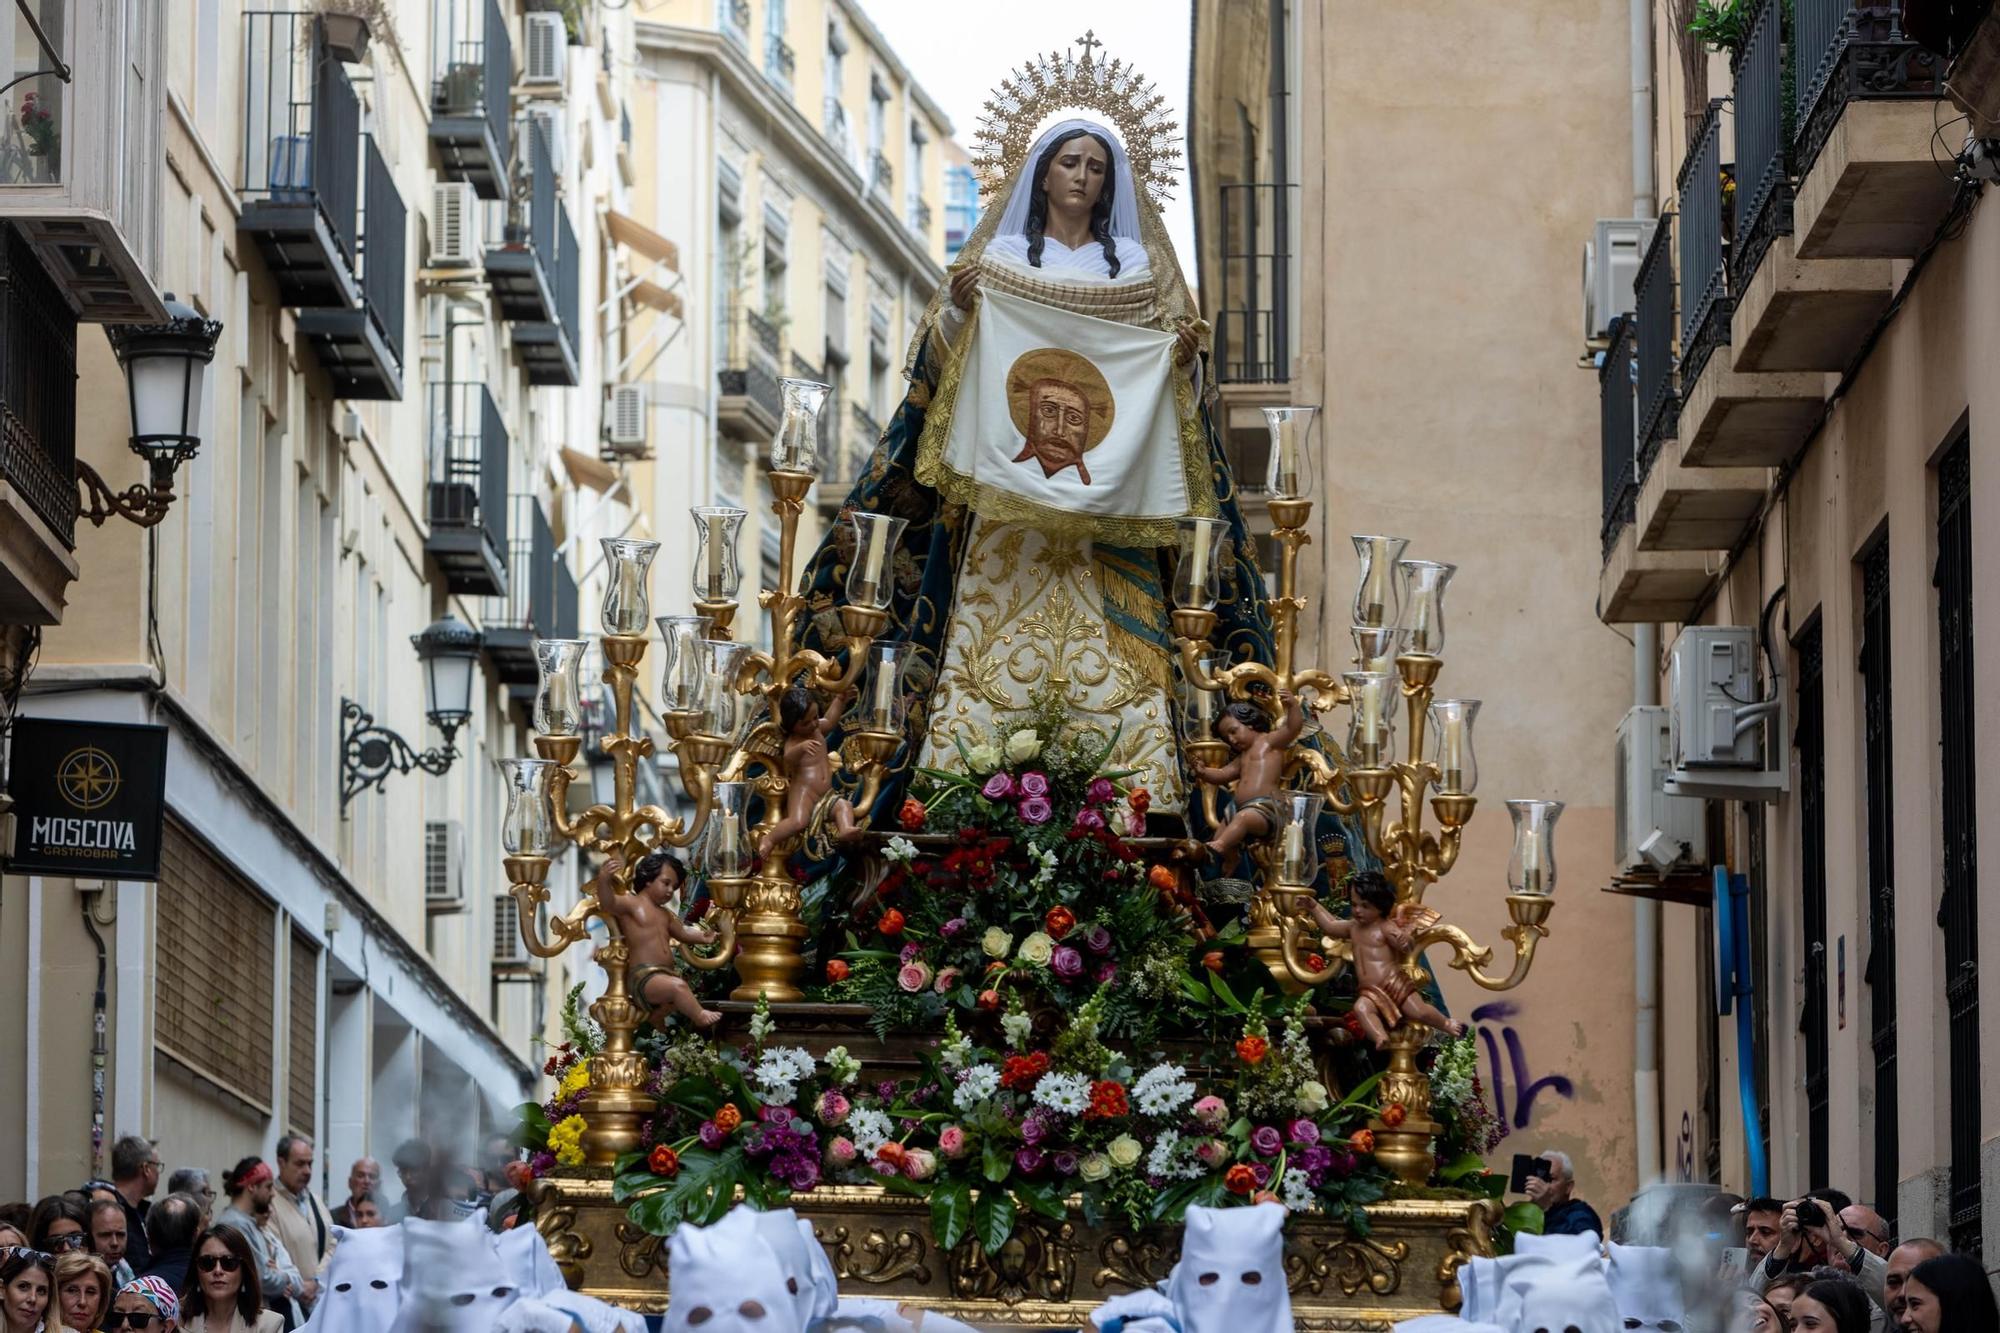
[992,117,1144,241]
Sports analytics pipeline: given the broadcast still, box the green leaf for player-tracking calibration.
[515,1102,552,1150]
[982,1138,1014,1184]
[1333,1071,1386,1114]
[1347,1205,1372,1237]
[974,1189,1018,1254]
[874,1171,929,1199]
[1439,1152,1488,1184]
[1208,969,1245,1014]
[1503,1201,1545,1236]
[930,1180,973,1251]
[1013,1178,1069,1222]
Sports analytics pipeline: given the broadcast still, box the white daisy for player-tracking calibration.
[953,1064,1002,1111]
[1133,1063,1195,1117]
[1279,1170,1318,1213]
[753,1047,816,1103]
[1031,1072,1091,1115]
[1145,1129,1203,1181]
[847,1105,893,1154]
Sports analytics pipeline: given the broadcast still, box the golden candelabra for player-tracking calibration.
[499,378,905,1166]
[1174,406,1565,1185]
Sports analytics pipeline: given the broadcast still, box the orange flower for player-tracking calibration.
[713,1103,743,1134]
[1130,788,1152,814]
[648,1144,680,1177]
[825,959,850,983]
[977,989,1001,1010]
[876,1141,908,1169]
[1350,1129,1375,1154]
[1202,951,1225,973]
[1147,865,1177,893]
[1224,1164,1258,1195]
[1235,1036,1269,1066]
[1043,906,1076,939]
[1252,1189,1280,1206]
[878,909,906,936]
[1380,1102,1407,1128]
[898,798,927,832]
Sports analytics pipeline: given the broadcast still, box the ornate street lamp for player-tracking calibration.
[80,294,224,528]
[340,615,484,809]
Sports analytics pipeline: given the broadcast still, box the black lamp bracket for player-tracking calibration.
[340,697,461,812]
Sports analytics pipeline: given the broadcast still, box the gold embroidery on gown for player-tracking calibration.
[919,513,1185,813]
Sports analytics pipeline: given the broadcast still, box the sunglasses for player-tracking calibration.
[196,1253,242,1274]
[0,1245,52,1264]
[46,1232,88,1252]
[102,1313,161,1330]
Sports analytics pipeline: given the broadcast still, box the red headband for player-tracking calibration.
[237,1161,273,1189]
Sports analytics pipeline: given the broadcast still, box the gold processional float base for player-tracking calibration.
[530,1005,1499,1330]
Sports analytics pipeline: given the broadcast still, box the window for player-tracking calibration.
[717,158,743,362]
[1859,535,1897,1230]
[156,818,278,1111]
[762,198,788,324]
[823,20,848,152]
[288,928,319,1135]
[763,0,792,91]
[867,74,889,192]
[1935,430,1981,1257]
[1795,616,1829,1189]
[2,0,65,184]
[906,120,928,230]
[943,164,978,260]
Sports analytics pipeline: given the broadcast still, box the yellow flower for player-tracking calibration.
[559,1062,591,1100]
[1106,1135,1143,1169]
[549,1114,588,1168]
[1015,932,1055,967]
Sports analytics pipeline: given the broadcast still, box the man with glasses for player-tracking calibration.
[108,1135,160,1274]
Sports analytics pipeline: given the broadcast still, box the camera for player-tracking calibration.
[1795,1200,1826,1228]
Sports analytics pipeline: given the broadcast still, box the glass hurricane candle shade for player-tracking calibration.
[1351,625,1403,674]
[1506,799,1564,896]
[500,758,558,856]
[691,507,747,601]
[1178,656,1226,741]
[1262,406,1317,501]
[1351,536,1408,630]
[697,639,751,739]
[1428,699,1481,794]
[772,378,832,474]
[1171,516,1231,609]
[706,781,753,879]
[863,640,912,731]
[656,614,714,712]
[1342,670,1399,767]
[1399,560,1455,657]
[531,639,588,736]
[1273,791,1325,886]
[599,538,660,636]
[845,511,909,611]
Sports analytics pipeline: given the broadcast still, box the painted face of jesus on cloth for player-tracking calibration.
[1007,347,1113,486]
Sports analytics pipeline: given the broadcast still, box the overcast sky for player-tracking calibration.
[852,0,1200,278]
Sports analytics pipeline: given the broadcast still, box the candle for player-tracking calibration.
[1190,521,1212,591]
[1282,819,1304,870]
[706,522,725,598]
[861,523,889,596]
[1360,683,1381,755]
[872,661,896,728]
[1363,550,1391,624]
[1276,433,1299,496]
[717,813,741,872]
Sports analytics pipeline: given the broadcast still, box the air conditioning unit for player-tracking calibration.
[430,181,480,266]
[1582,219,1656,345]
[523,13,567,86]
[605,383,648,453]
[1664,625,1789,802]
[1615,707,1708,872]
[424,820,467,912]
[492,893,529,966]
[522,105,565,177]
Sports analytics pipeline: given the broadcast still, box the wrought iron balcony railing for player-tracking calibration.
[1601,314,1639,556]
[429,0,513,199]
[238,12,361,308]
[871,151,894,195]
[1733,0,1793,290]
[1216,181,1293,384]
[1678,101,1733,388]
[1795,1,1942,180]
[0,224,77,545]
[425,381,510,596]
[1634,214,1677,478]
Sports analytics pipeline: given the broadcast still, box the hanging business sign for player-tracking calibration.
[5,717,169,881]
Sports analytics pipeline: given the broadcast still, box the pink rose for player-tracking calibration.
[1127,815,1147,838]
[1019,771,1051,797]
[1191,1095,1230,1129]
[1095,960,1118,984]
[1193,1138,1230,1168]
[934,967,961,994]
[1086,777,1117,806]
[981,772,1017,800]
[903,1147,938,1181]
[815,1091,851,1127]
[825,1137,858,1168]
[1073,807,1106,832]
[938,1125,968,1159]
[897,961,933,992]
[1019,795,1054,825]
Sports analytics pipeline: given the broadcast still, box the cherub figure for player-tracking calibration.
[1193,692,1306,869]
[757,683,864,858]
[1304,871,1465,1048]
[599,850,722,1030]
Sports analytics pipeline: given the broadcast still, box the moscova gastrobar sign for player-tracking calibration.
[6,717,169,881]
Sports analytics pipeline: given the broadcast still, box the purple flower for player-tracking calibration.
[1019,795,1054,825]
[1051,946,1085,980]
[529,1150,557,1176]
[1296,1145,1334,1178]
[1014,1146,1047,1175]
[699,1121,726,1150]
[781,1154,822,1191]
[1287,1118,1321,1147]
[1073,807,1106,832]
[1094,961,1119,985]
[1330,1150,1358,1179]
[1052,1151,1080,1176]
[1021,1114,1049,1146]
[941,917,968,939]
[877,1080,899,1101]
[981,772,1017,800]
[1250,1126,1284,1158]
[1249,1162,1272,1187]
[1019,771,1051,798]
[816,1091,852,1127]
[1083,925,1113,955]
[1086,777,1117,807]
[900,942,923,964]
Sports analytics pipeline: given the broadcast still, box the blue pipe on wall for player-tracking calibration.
[1715,866,1769,1197]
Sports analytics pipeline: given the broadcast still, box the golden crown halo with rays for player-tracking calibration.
[971,29,1183,208]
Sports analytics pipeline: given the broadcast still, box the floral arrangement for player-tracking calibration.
[1426,1031,1505,1164]
[822,702,1203,1042]
[17,92,55,158]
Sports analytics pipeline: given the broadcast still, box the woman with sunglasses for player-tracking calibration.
[52,1251,111,1333]
[175,1228,278,1333]
[1,1246,60,1333]
[106,1278,177,1332]
[26,1200,88,1259]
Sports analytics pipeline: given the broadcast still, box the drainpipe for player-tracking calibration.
[1630,0,1663,1191]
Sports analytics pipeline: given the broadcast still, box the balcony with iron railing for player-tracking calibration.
[1215,182,1292,385]
[1634,215,1678,481]
[818,401,881,500]
[719,0,751,49]
[486,122,578,385]
[870,151,894,196]
[295,133,405,399]
[908,197,932,236]
[481,493,577,686]
[766,34,796,93]
[0,222,79,623]
[1600,315,1638,560]
[718,305,785,441]
[430,0,513,199]
[424,382,510,597]
[238,13,362,311]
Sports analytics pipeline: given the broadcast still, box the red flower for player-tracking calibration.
[648,1145,680,1177]
[1235,1036,1269,1066]
[1043,906,1076,939]
[1350,1129,1376,1154]
[1000,1052,1051,1090]
[1147,865,1177,893]
[878,909,906,936]
[825,959,850,983]
[985,960,1006,975]
[1380,1102,1407,1128]
[875,1142,908,1170]
[1202,951,1225,973]
[504,1160,534,1191]
[1307,953,1328,972]
[977,989,1001,1010]
[1130,788,1152,814]
[1085,1081,1129,1120]
[1342,1013,1363,1036]
[1224,1164,1258,1195]
[713,1103,743,1133]
[898,799,928,832]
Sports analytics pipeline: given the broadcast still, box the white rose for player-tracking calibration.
[1294,1080,1330,1114]
[981,927,1012,959]
[1015,931,1055,966]
[965,742,1003,773]
[1004,729,1042,763]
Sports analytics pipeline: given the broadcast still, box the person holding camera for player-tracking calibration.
[1750,1194,1889,1332]
[1520,1150,1604,1238]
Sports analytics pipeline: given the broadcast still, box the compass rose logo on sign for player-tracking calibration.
[57,746,122,812]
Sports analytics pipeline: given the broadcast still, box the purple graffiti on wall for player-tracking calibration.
[1469,1002,1576,1138]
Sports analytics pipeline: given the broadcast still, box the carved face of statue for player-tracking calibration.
[1038,133,1109,222]
[1216,714,1256,754]
[1350,897,1382,926]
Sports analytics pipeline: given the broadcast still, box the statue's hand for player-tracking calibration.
[950,266,980,311]
[1174,319,1199,367]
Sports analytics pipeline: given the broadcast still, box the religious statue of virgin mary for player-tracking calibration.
[796,42,1273,829]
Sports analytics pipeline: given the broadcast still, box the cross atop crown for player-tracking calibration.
[1074,29,1104,62]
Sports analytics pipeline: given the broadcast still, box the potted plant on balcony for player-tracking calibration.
[1687,0,1750,62]
[310,0,397,65]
